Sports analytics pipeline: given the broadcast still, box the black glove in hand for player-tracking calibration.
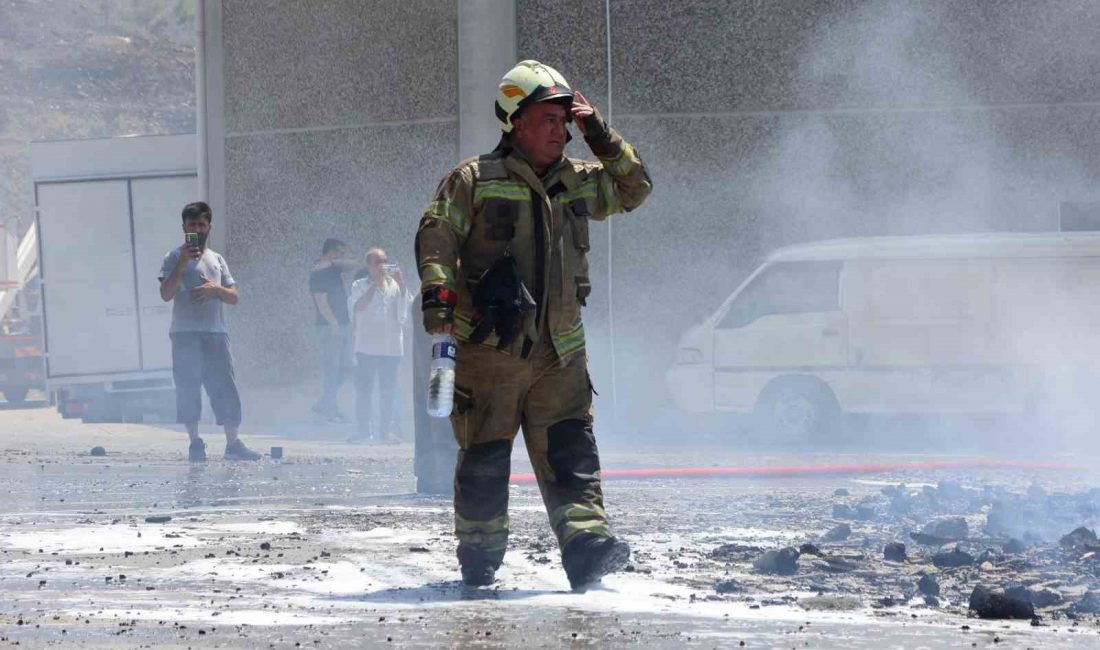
[468,256,536,349]
[582,109,614,156]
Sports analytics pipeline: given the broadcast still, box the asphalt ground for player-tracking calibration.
[1,407,1099,648]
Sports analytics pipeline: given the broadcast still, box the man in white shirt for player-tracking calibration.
[347,248,415,442]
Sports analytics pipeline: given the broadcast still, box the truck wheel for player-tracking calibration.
[754,378,839,441]
[3,387,29,405]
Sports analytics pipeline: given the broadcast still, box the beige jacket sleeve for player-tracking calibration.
[414,164,475,332]
[583,112,653,219]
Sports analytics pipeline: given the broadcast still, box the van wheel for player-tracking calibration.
[3,386,29,405]
[754,379,839,441]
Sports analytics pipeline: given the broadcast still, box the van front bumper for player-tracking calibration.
[666,363,713,413]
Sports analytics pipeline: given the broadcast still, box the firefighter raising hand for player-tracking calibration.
[415,60,652,592]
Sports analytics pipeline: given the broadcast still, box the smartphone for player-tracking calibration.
[185,232,199,246]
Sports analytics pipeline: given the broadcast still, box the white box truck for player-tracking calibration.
[668,233,1100,439]
[31,134,198,422]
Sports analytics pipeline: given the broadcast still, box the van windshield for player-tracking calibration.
[718,261,841,329]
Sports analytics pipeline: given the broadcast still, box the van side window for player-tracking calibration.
[718,261,841,329]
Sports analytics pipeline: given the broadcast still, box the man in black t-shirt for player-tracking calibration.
[309,238,358,421]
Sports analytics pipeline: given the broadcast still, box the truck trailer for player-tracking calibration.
[32,134,197,422]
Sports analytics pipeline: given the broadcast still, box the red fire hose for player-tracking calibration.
[509,459,1093,485]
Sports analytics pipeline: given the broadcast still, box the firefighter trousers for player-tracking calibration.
[449,334,609,570]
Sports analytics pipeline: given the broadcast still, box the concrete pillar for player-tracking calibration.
[457,0,516,160]
[413,1,516,495]
[196,0,227,253]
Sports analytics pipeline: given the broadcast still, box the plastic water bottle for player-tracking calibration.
[426,333,457,417]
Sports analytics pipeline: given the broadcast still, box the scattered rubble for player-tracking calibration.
[5,438,1099,643]
[821,523,851,542]
[883,542,907,562]
[918,574,940,597]
[932,548,974,569]
[855,505,876,521]
[832,504,855,519]
[923,517,968,541]
[752,548,799,575]
[1074,591,1100,614]
[811,555,861,573]
[969,585,1036,620]
[799,595,861,611]
[798,542,822,556]
[1059,526,1098,550]
[709,543,760,563]
[696,477,1099,626]
[1005,585,1063,608]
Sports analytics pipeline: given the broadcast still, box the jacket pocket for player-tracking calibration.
[450,384,476,448]
[567,201,591,307]
[482,199,518,241]
[568,200,591,251]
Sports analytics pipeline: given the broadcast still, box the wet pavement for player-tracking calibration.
[1,409,1099,648]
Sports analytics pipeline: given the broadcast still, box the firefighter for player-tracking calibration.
[415,60,652,590]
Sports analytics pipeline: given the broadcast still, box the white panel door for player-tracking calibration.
[38,181,141,376]
[130,176,198,370]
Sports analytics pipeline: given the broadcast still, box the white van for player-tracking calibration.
[668,233,1100,438]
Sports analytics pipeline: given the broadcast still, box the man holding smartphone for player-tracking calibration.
[159,201,260,461]
[346,247,415,442]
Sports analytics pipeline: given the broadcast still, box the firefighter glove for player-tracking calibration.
[468,255,536,349]
[422,285,457,332]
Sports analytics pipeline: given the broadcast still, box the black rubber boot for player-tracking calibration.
[460,563,497,587]
[562,534,631,592]
[457,546,501,587]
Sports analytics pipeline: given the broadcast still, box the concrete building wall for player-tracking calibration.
[208,0,1100,434]
[212,0,459,391]
[520,0,1100,430]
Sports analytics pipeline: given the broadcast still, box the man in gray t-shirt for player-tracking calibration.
[160,245,234,334]
[158,201,260,461]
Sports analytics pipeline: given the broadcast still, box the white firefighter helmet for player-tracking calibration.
[495,60,573,133]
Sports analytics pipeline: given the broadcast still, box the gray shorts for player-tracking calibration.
[170,332,242,427]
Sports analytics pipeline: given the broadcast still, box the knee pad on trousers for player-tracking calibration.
[455,439,513,521]
[547,418,600,489]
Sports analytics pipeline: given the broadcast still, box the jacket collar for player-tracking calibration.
[502,147,571,198]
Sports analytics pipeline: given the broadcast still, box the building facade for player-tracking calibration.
[199,0,1100,433]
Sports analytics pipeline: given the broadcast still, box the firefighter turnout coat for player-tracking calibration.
[415,125,652,361]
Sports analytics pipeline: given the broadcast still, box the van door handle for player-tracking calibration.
[822,328,840,337]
